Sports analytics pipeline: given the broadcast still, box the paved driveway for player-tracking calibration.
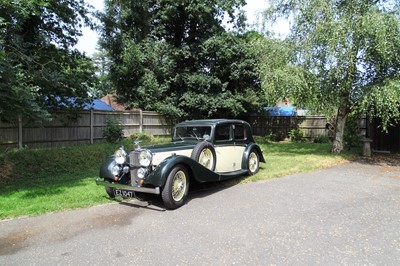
[1,161,400,265]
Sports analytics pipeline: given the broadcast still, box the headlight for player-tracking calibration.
[138,150,152,167]
[112,165,121,176]
[114,148,127,165]
[137,168,148,179]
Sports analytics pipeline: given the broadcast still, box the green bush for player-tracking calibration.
[102,118,124,143]
[289,128,305,142]
[262,130,287,142]
[344,114,362,150]
[313,135,330,143]
[264,131,277,142]
[129,131,155,145]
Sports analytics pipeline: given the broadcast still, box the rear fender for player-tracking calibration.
[241,143,265,169]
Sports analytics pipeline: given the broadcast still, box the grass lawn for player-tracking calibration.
[0,139,359,220]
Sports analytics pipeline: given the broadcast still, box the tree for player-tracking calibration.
[98,0,262,120]
[0,0,97,122]
[261,0,400,153]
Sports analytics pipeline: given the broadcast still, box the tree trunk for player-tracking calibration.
[331,96,351,154]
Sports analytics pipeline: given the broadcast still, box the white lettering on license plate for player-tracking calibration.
[115,189,134,198]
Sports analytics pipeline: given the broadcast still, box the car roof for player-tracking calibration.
[175,119,249,127]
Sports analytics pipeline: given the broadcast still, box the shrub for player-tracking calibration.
[263,130,288,142]
[0,157,15,184]
[129,131,155,144]
[102,118,124,143]
[289,128,305,142]
[344,114,362,150]
[264,131,277,142]
[313,135,330,143]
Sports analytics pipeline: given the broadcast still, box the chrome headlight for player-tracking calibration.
[138,150,152,167]
[112,165,121,176]
[114,148,127,165]
[137,167,148,179]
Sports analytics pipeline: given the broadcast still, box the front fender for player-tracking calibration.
[146,155,220,187]
[99,156,116,180]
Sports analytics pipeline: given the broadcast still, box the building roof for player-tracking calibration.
[84,99,114,111]
[101,94,129,111]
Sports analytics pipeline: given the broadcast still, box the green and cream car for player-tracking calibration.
[96,119,265,209]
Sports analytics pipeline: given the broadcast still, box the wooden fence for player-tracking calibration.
[243,115,367,141]
[0,113,367,151]
[243,115,330,140]
[0,110,172,150]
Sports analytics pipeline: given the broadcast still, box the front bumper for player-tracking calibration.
[96,179,161,195]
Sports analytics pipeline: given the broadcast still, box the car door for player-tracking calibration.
[214,124,243,173]
[232,123,247,169]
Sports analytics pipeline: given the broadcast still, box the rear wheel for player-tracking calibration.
[161,165,189,209]
[247,151,259,175]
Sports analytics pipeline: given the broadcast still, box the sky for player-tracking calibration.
[76,0,289,56]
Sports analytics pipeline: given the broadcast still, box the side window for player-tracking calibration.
[215,125,231,141]
[234,124,246,140]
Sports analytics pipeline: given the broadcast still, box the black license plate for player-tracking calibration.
[115,189,134,198]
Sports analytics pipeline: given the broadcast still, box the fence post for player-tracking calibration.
[90,109,94,144]
[139,109,143,133]
[18,115,23,149]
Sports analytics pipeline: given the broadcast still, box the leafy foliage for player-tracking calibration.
[313,135,330,144]
[261,0,400,153]
[0,0,97,122]
[102,118,124,143]
[343,114,362,150]
[129,131,155,144]
[98,0,262,120]
[288,128,304,142]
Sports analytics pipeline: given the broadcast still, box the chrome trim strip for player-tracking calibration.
[96,179,160,195]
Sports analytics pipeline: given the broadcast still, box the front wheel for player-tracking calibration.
[247,151,260,175]
[105,181,115,198]
[161,165,189,209]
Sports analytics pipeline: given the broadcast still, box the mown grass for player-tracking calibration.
[246,141,357,183]
[0,138,359,220]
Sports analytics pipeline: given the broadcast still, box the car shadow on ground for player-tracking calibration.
[111,173,253,211]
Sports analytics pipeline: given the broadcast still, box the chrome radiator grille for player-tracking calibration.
[129,151,140,167]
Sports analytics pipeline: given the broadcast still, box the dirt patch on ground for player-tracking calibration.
[356,153,400,167]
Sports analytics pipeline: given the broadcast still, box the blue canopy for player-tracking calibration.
[265,106,296,116]
[84,99,114,111]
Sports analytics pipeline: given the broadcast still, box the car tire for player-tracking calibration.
[247,150,260,175]
[191,141,216,171]
[105,182,116,198]
[161,164,189,209]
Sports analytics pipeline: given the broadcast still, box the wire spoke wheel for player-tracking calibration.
[248,151,259,175]
[171,170,187,201]
[191,142,216,171]
[162,164,190,209]
[198,148,214,170]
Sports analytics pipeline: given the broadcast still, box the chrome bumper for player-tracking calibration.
[96,179,161,195]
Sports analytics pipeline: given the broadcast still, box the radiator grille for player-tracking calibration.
[129,151,140,167]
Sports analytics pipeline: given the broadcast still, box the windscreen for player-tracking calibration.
[173,126,212,141]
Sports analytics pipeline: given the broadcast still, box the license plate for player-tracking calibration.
[115,189,134,198]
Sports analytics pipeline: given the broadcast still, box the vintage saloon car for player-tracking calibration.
[96,119,265,209]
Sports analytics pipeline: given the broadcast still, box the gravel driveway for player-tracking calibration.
[1,160,400,265]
